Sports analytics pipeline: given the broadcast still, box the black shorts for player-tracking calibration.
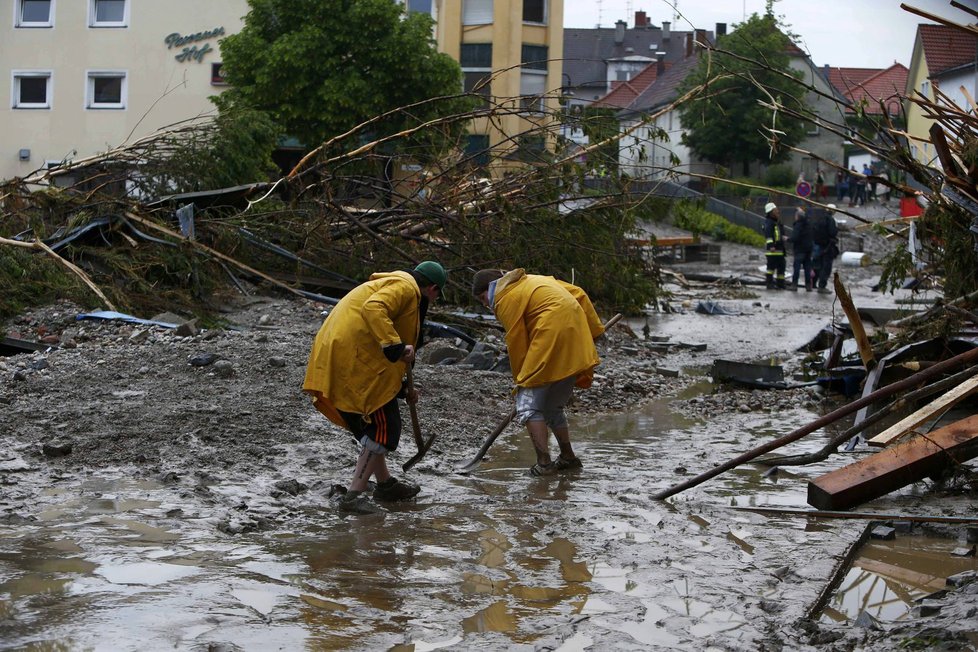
[339,398,402,452]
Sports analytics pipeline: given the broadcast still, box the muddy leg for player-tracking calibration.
[527,421,552,466]
[552,426,576,461]
[349,448,391,492]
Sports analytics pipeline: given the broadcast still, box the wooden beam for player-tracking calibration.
[808,414,978,510]
[868,375,978,447]
[834,273,875,370]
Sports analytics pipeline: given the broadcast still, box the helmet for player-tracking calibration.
[414,261,447,290]
[764,202,777,215]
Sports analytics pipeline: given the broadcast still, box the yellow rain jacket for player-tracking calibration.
[492,269,604,388]
[303,271,421,428]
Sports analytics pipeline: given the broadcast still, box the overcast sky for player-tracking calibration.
[563,0,973,69]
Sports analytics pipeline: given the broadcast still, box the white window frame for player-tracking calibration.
[86,70,127,109]
[14,0,54,27]
[920,79,930,98]
[462,0,492,25]
[88,0,128,28]
[12,70,53,109]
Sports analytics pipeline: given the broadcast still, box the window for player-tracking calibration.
[12,71,52,108]
[465,134,490,166]
[464,72,491,106]
[521,44,548,71]
[86,71,126,108]
[462,0,492,25]
[89,0,127,27]
[520,71,546,112]
[406,0,432,13]
[460,44,492,68]
[920,79,930,97]
[16,0,53,27]
[523,0,545,23]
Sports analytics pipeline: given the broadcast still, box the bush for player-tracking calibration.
[670,200,765,247]
[764,164,796,188]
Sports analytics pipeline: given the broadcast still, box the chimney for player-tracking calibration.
[656,52,666,75]
[662,21,671,40]
[635,10,647,28]
[695,29,707,50]
[716,22,727,37]
[685,32,693,58]
[615,20,626,44]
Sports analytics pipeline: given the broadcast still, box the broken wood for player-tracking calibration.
[651,345,978,500]
[833,272,875,370]
[867,375,978,447]
[808,413,978,510]
[762,363,978,466]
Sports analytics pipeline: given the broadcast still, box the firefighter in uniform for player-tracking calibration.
[763,202,787,290]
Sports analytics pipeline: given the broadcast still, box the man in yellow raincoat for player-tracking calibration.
[304,261,447,512]
[472,268,604,476]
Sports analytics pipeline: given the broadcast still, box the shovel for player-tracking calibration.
[402,368,436,472]
[456,312,623,474]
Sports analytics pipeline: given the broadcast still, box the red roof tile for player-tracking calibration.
[919,23,978,75]
[827,64,909,115]
[592,61,662,109]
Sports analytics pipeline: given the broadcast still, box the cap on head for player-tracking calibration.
[414,260,447,290]
[764,202,777,215]
[472,269,504,296]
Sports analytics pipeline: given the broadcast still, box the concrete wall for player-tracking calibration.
[1,0,249,182]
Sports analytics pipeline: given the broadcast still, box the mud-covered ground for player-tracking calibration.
[2,204,977,651]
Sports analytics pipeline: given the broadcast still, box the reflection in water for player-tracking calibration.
[462,600,517,633]
[822,534,978,623]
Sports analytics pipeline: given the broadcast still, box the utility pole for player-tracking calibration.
[596,0,603,27]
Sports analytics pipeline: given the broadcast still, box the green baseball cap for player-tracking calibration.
[415,260,447,289]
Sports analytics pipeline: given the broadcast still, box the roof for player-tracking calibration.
[592,61,662,108]
[919,23,978,76]
[620,53,702,116]
[562,26,711,91]
[827,63,909,115]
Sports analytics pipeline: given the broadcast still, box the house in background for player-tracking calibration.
[561,12,715,147]
[905,23,978,167]
[825,63,908,172]
[616,26,846,187]
[1,0,248,184]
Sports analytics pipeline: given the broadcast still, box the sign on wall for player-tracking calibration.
[164,27,226,64]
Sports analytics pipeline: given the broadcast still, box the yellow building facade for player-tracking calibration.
[434,0,563,168]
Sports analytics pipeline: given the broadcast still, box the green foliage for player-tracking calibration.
[133,108,282,196]
[671,200,766,247]
[581,107,621,173]
[0,248,82,319]
[217,0,474,154]
[763,164,795,188]
[677,12,809,174]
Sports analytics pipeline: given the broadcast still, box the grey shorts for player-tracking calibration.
[515,376,576,428]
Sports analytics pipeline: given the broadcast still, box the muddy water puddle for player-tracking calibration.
[821,533,978,624]
[1,395,855,649]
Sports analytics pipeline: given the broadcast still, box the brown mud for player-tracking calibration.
[2,204,977,651]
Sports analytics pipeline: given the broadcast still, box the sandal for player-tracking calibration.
[554,456,583,471]
[529,462,557,477]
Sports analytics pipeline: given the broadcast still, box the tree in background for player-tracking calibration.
[216,0,473,155]
[677,10,809,176]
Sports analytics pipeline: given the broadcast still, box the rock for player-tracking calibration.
[151,311,186,326]
[42,441,73,458]
[854,610,882,630]
[188,352,220,367]
[273,479,308,496]
[213,360,235,378]
[129,329,150,344]
[946,570,977,587]
[12,370,29,382]
[28,358,49,371]
[424,345,468,365]
[870,525,896,540]
[951,546,976,557]
[268,356,288,368]
[461,350,495,371]
[911,602,943,617]
[175,319,199,337]
[40,334,60,345]
[258,314,272,326]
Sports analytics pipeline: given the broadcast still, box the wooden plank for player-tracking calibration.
[808,414,978,510]
[834,273,875,370]
[868,375,978,447]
